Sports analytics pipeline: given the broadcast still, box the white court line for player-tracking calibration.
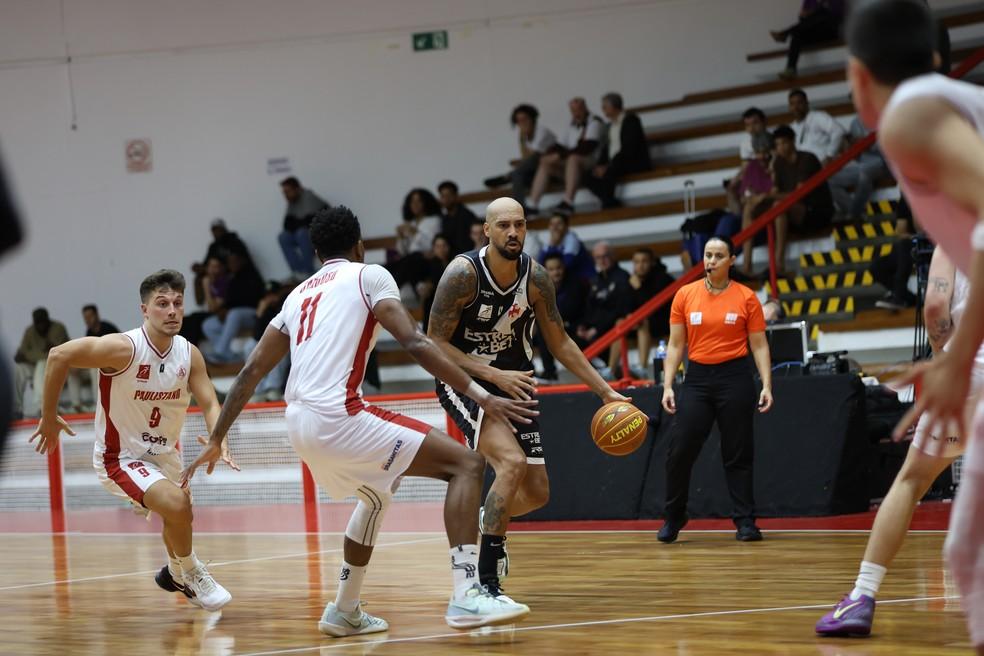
[239,595,960,656]
[0,536,443,592]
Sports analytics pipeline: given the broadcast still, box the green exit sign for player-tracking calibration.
[413,30,448,52]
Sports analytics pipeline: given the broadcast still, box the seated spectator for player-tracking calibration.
[246,280,294,403]
[190,218,249,305]
[469,220,488,251]
[13,308,81,417]
[202,251,265,363]
[437,180,478,254]
[576,242,633,377]
[585,92,651,209]
[484,104,557,211]
[420,234,454,333]
[768,124,835,274]
[279,176,327,278]
[871,215,918,311]
[535,252,586,381]
[181,256,228,346]
[739,132,778,274]
[771,0,846,79]
[81,304,119,404]
[728,108,769,213]
[828,116,890,222]
[528,97,604,215]
[538,213,594,281]
[788,89,846,164]
[390,188,443,299]
[628,248,675,375]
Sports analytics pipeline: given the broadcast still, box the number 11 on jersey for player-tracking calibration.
[297,292,323,344]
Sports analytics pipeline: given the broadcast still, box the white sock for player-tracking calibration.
[335,561,366,613]
[176,552,203,576]
[168,553,182,579]
[851,560,887,600]
[450,545,479,599]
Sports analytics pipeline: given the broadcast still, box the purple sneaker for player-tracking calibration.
[815,594,875,636]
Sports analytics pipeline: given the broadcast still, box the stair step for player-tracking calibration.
[781,295,855,324]
[832,219,897,247]
[799,243,893,274]
[766,270,881,301]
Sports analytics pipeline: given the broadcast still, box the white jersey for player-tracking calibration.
[94,327,192,464]
[271,259,401,416]
[881,73,984,275]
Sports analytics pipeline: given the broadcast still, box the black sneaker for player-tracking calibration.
[736,523,763,542]
[657,517,687,543]
[155,565,201,605]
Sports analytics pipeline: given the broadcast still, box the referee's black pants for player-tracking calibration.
[664,357,757,525]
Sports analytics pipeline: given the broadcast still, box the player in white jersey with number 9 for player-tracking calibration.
[29,270,238,611]
[183,206,539,637]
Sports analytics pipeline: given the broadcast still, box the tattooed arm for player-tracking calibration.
[427,257,497,381]
[529,261,627,403]
[925,248,956,354]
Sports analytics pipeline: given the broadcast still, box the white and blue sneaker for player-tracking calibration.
[318,602,389,637]
[445,583,530,630]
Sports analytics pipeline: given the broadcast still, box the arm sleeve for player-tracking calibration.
[51,322,70,346]
[584,118,605,142]
[822,113,847,160]
[531,126,557,153]
[361,264,402,308]
[746,291,767,332]
[669,288,687,325]
[269,307,290,335]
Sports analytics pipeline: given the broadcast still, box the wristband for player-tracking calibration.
[466,381,489,404]
[973,221,984,251]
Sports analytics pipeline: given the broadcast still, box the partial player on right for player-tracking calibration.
[842,1,984,651]
[816,248,984,636]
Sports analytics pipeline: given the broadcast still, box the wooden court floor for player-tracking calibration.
[0,529,974,655]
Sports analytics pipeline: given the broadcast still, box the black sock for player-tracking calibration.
[479,533,505,586]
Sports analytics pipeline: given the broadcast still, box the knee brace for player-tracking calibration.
[345,486,391,547]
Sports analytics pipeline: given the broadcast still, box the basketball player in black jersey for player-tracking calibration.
[428,196,628,600]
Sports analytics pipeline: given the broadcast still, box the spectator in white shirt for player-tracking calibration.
[528,97,605,215]
[788,88,846,164]
[493,104,557,212]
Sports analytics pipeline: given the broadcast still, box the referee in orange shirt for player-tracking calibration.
[658,236,774,543]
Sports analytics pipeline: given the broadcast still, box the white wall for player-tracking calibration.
[0,0,974,349]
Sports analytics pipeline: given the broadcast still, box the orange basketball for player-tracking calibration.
[591,401,648,456]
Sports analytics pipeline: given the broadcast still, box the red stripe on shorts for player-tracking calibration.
[99,372,146,505]
[363,404,432,435]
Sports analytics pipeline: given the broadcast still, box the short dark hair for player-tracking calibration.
[633,247,654,259]
[402,188,441,222]
[310,205,361,259]
[602,92,624,110]
[280,176,300,189]
[437,180,459,194]
[788,88,807,102]
[82,304,98,314]
[706,234,735,256]
[549,212,570,226]
[32,307,49,323]
[510,103,539,126]
[772,124,796,142]
[140,270,186,302]
[543,252,565,266]
[742,107,766,122]
[846,0,937,85]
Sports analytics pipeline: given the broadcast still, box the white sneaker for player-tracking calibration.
[445,583,530,630]
[182,564,231,612]
[318,602,389,637]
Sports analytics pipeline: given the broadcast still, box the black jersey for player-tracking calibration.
[448,246,536,371]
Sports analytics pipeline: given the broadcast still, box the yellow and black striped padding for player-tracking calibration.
[799,243,893,269]
[781,296,854,318]
[864,199,898,216]
[766,270,875,296]
[833,220,895,243]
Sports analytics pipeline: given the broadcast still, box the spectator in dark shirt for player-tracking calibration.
[768,124,834,274]
[420,234,454,333]
[190,218,250,305]
[246,280,294,402]
[577,242,633,376]
[535,252,587,381]
[771,0,846,79]
[585,92,652,209]
[538,213,595,281]
[469,221,488,251]
[279,177,327,277]
[628,248,675,372]
[81,304,119,337]
[437,181,478,254]
[201,251,266,363]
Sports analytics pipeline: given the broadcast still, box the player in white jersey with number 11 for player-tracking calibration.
[30,269,238,611]
[183,206,539,637]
